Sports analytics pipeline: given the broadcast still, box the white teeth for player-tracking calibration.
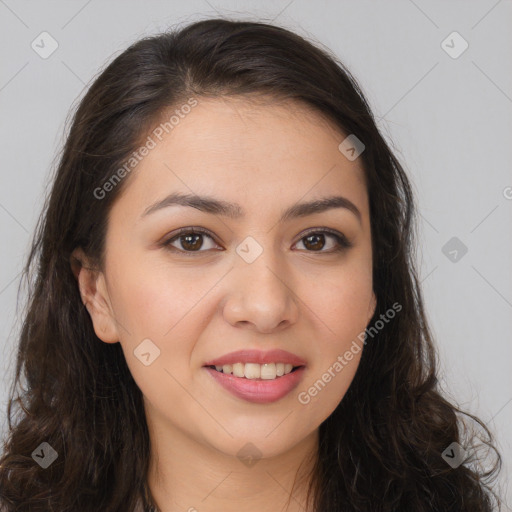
[260,363,276,380]
[212,362,299,380]
[244,363,260,379]
[233,362,245,378]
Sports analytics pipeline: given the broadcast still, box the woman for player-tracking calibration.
[0,18,502,512]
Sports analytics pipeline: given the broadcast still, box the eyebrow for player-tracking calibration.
[141,192,362,225]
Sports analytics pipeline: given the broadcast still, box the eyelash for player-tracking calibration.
[160,226,353,257]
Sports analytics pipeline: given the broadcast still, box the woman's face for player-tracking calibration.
[79,96,376,460]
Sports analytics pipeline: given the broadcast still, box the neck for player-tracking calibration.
[144,404,319,512]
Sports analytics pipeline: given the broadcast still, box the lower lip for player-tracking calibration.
[204,366,306,404]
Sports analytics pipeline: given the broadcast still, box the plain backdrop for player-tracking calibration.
[0,0,511,508]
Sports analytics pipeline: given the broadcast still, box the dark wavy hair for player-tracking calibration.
[0,17,503,512]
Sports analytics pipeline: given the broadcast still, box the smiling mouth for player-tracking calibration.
[205,363,303,381]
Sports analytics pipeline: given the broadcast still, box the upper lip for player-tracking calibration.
[203,349,306,367]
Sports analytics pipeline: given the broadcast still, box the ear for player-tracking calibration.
[70,248,119,344]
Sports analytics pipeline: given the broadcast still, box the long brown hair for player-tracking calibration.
[0,18,503,511]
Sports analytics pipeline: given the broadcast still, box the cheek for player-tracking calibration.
[294,260,372,416]
[306,258,374,338]
[104,257,205,378]
[323,268,373,372]
[296,302,366,427]
[108,264,205,405]
[107,253,208,336]
[297,348,361,427]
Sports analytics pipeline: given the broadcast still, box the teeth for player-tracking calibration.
[260,363,275,380]
[212,362,299,380]
[244,363,260,379]
[233,362,245,378]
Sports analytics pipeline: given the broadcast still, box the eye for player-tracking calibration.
[293,228,352,253]
[161,227,220,255]
[160,227,352,256]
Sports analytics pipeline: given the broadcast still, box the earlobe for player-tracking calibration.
[70,248,119,344]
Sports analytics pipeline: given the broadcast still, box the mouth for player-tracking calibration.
[204,363,304,380]
[203,363,307,404]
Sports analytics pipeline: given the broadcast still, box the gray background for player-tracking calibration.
[1,0,511,507]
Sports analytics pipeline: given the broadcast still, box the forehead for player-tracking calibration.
[148,96,354,168]
[114,96,369,221]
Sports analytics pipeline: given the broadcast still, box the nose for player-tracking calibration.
[221,246,300,333]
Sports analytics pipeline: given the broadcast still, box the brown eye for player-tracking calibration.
[176,233,203,251]
[160,227,352,257]
[302,233,327,251]
[161,228,220,255]
[294,229,352,253]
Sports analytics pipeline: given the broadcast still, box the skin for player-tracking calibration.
[73,96,376,512]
